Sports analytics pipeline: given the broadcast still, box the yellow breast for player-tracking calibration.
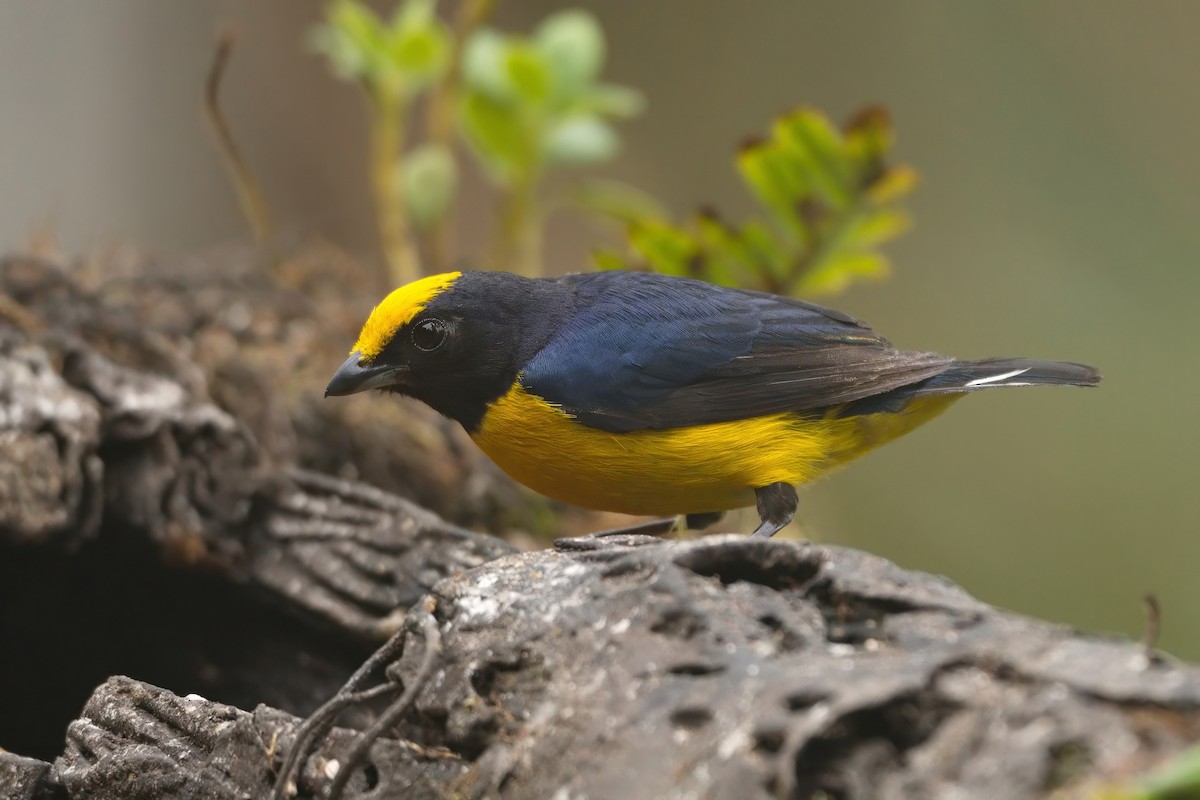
[470,384,959,516]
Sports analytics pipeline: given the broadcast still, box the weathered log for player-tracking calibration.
[0,320,511,639]
[0,251,542,532]
[0,254,511,765]
[0,752,55,800]
[46,675,464,800]
[19,535,1200,800]
[0,336,102,548]
[3,252,1199,799]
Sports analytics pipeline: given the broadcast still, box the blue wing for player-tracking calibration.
[521,272,954,432]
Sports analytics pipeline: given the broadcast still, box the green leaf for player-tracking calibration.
[694,211,755,286]
[456,9,642,276]
[574,179,668,223]
[582,83,646,118]
[330,0,389,60]
[312,0,452,98]
[844,106,893,176]
[309,27,364,81]
[591,249,629,271]
[845,208,912,247]
[593,105,914,298]
[393,29,450,87]
[459,91,529,182]
[737,220,791,281]
[504,43,552,104]
[797,251,890,295]
[462,29,514,102]
[311,0,390,81]
[390,0,451,88]
[628,220,696,276]
[774,110,854,210]
[401,143,458,227]
[460,10,639,232]
[535,9,605,100]
[391,0,436,29]
[736,141,809,244]
[543,116,619,165]
[867,164,918,204]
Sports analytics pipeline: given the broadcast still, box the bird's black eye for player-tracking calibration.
[411,318,448,351]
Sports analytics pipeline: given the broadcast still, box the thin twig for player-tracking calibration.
[1143,593,1162,664]
[328,610,443,799]
[0,292,46,333]
[204,30,274,243]
[270,630,409,800]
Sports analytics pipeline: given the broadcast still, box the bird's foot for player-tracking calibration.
[750,482,798,538]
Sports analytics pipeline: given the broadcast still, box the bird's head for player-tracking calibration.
[326,271,571,430]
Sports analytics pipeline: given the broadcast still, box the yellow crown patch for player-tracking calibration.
[352,272,461,359]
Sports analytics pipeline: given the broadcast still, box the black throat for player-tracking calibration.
[399,273,577,432]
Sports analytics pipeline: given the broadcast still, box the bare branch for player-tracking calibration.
[205,30,274,243]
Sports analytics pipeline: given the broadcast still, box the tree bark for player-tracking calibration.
[2,253,1197,799]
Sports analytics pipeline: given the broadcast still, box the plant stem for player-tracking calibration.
[422,0,498,272]
[496,165,542,276]
[369,84,421,288]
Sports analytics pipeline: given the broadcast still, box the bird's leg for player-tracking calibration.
[685,511,725,531]
[750,482,797,537]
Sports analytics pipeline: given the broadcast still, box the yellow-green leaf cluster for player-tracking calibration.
[592,107,917,298]
[459,10,643,184]
[311,0,451,99]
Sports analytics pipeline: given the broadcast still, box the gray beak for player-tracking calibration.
[325,352,407,397]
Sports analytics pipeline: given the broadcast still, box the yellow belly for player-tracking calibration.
[470,384,959,516]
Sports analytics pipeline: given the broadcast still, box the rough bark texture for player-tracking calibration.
[11,536,1200,800]
[0,251,543,533]
[0,294,511,635]
[2,252,1199,799]
[0,254,512,764]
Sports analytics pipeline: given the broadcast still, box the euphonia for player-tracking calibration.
[326,270,1099,537]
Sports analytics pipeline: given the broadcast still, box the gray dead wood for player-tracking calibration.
[0,255,510,777]
[25,535,1200,800]
[3,254,1199,799]
[0,257,511,636]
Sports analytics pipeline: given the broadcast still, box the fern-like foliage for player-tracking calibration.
[592,107,917,297]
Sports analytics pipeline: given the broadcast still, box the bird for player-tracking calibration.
[326,270,1099,538]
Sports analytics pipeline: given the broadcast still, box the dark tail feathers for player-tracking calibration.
[919,358,1101,395]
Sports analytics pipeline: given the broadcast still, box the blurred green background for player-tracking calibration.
[2,1,1197,658]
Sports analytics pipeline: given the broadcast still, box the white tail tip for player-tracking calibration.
[964,367,1031,387]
